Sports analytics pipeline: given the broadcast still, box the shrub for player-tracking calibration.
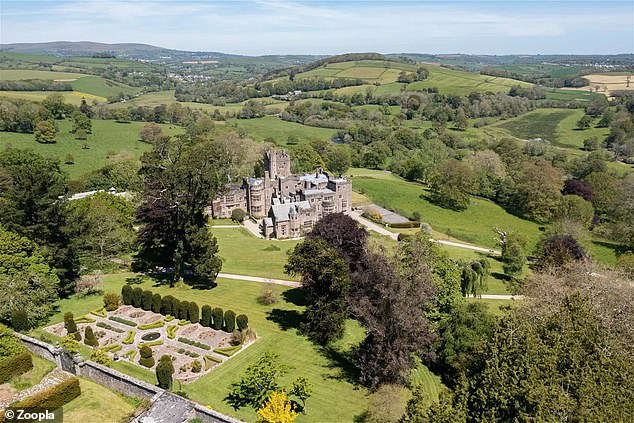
[73,331,82,341]
[177,337,211,350]
[188,302,199,324]
[139,345,154,368]
[151,293,162,313]
[141,290,153,311]
[11,376,81,410]
[179,301,189,320]
[103,292,121,311]
[109,316,137,327]
[388,221,420,228]
[139,340,163,348]
[171,299,181,318]
[61,336,81,354]
[138,320,164,330]
[102,343,122,353]
[167,325,178,339]
[212,308,224,330]
[231,208,246,222]
[10,310,30,331]
[164,315,175,322]
[178,320,191,326]
[236,314,249,331]
[122,331,136,345]
[213,345,241,357]
[96,322,124,333]
[156,355,174,389]
[132,287,143,308]
[84,326,99,347]
[122,349,137,361]
[191,360,202,373]
[201,305,212,327]
[257,284,278,305]
[0,351,33,384]
[75,316,96,324]
[224,310,236,333]
[64,312,77,334]
[161,295,174,316]
[90,308,107,318]
[121,285,133,305]
[90,348,113,367]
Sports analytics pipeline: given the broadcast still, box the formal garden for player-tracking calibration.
[44,286,255,384]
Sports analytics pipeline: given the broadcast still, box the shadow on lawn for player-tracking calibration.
[282,287,307,307]
[319,345,359,385]
[125,273,218,290]
[266,308,303,331]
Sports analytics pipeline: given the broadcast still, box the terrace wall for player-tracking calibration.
[16,334,242,423]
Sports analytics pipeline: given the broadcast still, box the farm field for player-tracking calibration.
[563,72,634,96]
[0,119,183,179]
[0,90,106,105]
[31,273,389,423]
[0,68,141,98]
[406,64,532,96]
[212,227,300,280]
[296,60,417,84]
[226,116,337,144]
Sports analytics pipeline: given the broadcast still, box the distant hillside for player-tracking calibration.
[0,41,171,57]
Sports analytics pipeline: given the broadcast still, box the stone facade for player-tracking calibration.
[212,150,352,239]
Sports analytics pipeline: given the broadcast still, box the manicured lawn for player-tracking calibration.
[63,377,142,423]
[348,168,543,250]
[466,298,517,316]
[35,273,374,423]
[8,355,56,391]
[1,119,183,179]
[212,227,300,280]
[227,116,337,145]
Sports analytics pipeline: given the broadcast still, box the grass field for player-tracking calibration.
[563,73,634,96]
[348,168,543,250]
[296,60,417,84]
[212,227,300,280]
[0,91,107,105]
[33,273,378,422]
[63,377,141,423]
[8,355,56,391]
[0,68,140,98]
[0,119,183,179]
[406,64,532,96]
[226,116,337,144]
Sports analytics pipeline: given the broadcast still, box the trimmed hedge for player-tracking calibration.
[11,376,80,410]
[0,351,33,384]
[236,314,249,331]
[103,344,122,353]
[188,302,199,324]
[122,331,136,345]
[141,290,153,311]
[167,325,178,339]
[109,316,137,327]
[84,326,99,347]
[90,308,107,318]
[214,345,241,357]
[164,315,175,322]
[132,287,143,308]
[212,308,224,331]
[122,349,137,361]
[121,285,133,305]
[201,305,212,327]
[138,320,164,330]
[96,322,125,333]
[177,337,211,350]
[178,320,191,327]
[224,310,236,333]
[388,221,420,228]
[151,293,162,313]
[75,316,96,324]
[204,355,222,370]
[139,345,154,368]
[178,301,189,320]
[138,340,163,348]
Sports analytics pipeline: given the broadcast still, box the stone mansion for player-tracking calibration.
[211,150,352,239]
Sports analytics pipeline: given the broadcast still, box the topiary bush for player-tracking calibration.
[152,293,162,313]
[161,295,174,316]
[103,292,121,311]
[236,314,249,331]
[201,305,212,327]
[64,312,77,334]
[191,360,202,373]
[224,310,236,333]
[132,287,143,308]
[172,299,181,319]
[84,326,99,347]
[121,285,133,305]
[156,355,174,389]
[188,302,199,324]
[212,308,224,330]
[141,290,153,311]
[179,301,189,320]
[139,345,155,368]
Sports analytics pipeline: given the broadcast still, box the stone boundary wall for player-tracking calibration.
[16,334,243,423]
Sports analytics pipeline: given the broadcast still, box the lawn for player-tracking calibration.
[0,119,183,179]
[407,64,531,96]
[33,273,376,423]
[226,116,337,145]
[212,227,300,280]
[8,355,56,391]
[63,377,142,423]
[348,168,543,250]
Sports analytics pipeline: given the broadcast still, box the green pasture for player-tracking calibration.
[0,91,106,105]
[0,69,87,81]
[226,116,337,144]
[0,119,183,179]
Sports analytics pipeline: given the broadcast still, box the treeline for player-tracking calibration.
[481,67,590,88]
[174,76,364,104]
[0,79,73,91]
[263,52,390,80]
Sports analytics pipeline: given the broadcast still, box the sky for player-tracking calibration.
[1,1,633,56]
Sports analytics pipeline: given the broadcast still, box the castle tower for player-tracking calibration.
[267,150,291,180]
